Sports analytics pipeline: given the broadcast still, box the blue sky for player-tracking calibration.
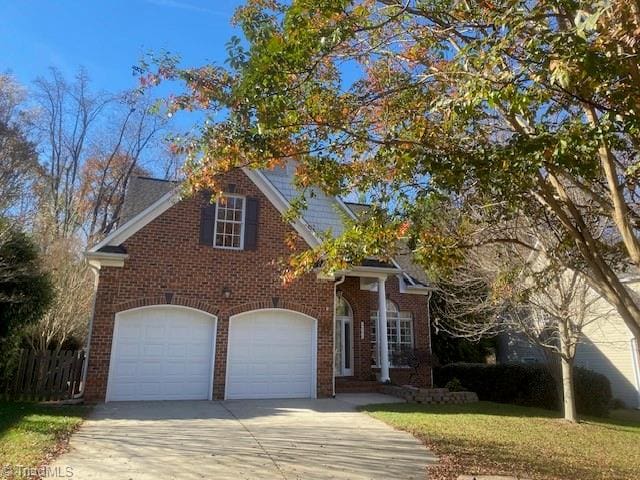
[0,0,243,94]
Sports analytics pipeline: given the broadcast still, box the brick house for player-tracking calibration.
[84,163,432,402]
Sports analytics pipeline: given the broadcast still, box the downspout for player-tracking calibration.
[426,290,434,388]
[333,275,346,398]
[74,262,100,399]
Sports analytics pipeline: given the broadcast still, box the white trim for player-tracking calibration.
[336,315,354,376]
[397,273,431,294]
[335,196,358,221]
[242,168,321,248]
[105,305,218,402]
[85,251,128,269]
[400,275,432,295]
[225,308,318,400]
[90,189,179,252]
[213,193,246,250]
[377,277,390,382]
[356,272,430,295]
[336,266,402,279]
[335,295,354,377]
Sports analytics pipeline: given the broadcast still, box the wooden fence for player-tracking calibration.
[4,350,85,401]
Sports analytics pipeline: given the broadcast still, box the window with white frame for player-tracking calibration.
[371,301,413,367]
[214,194,245,249]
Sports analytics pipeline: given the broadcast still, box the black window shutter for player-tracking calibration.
[244,197,259,250]
[199,203,216,245]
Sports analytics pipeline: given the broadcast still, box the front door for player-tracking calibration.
[335,316,353,376]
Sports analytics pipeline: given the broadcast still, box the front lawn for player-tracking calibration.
[0,402,89,478]
[361,402,640,480]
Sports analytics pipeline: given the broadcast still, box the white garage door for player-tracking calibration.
[226,309,316,399]
[107,306,216,401]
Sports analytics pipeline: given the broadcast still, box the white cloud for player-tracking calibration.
[144,0,228,16]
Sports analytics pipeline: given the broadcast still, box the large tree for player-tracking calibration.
[33,68,168,240]
[0,218,53,381]
[0,218,52,336]
[0,74,39,217]
[144,0,640,340]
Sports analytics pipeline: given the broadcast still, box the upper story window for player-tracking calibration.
[214,194,245,249]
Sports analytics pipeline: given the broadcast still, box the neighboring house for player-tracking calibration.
[499,277,640,409]
[83,163,431,402]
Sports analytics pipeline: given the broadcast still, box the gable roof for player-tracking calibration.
[87,168,431,290]
[89,168,322,254]
[120,176,177,224]
[261,164,353,237]
[344,202,371,217]
[343,202,429,286]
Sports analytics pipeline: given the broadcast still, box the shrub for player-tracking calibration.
[611,398,627,410]
[0,219,53,389]
[435,363,612,417]
[574,366,612,417]
[444,377,465,392]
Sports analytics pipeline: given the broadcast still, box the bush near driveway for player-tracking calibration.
[435,363,612,416]
[361,402,640,480]
[0,402,89,478]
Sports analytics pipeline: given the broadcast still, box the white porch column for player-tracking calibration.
[377,276,390,383]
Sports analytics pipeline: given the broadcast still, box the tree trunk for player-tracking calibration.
[561,356,577,422]
[536,172,640,343]
[560,327,577,422]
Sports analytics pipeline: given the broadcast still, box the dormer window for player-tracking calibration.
[214,194,245,249]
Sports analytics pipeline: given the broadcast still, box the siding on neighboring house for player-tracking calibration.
[574,281,640,408]
[499,280,640,409]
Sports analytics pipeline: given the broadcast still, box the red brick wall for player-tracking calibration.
[338,276,432,387]
[84,169,334,401]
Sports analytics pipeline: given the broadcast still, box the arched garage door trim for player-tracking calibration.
[225,308,317,400]
[106,305,217,402]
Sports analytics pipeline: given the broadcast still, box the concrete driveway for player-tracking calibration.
[51,394,435,479]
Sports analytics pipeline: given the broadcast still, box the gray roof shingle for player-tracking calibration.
[120,176,178,225]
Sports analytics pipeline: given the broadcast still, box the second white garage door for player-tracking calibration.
[226,309,316,399]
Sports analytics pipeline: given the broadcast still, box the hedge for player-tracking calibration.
[435,363,612,417]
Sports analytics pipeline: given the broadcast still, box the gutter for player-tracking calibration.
[426,289,434,388]
[333,266,402,278]
[85,251,128,269]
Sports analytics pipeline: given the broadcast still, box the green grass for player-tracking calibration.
[360,402,640,480]
[0,402,89,476]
